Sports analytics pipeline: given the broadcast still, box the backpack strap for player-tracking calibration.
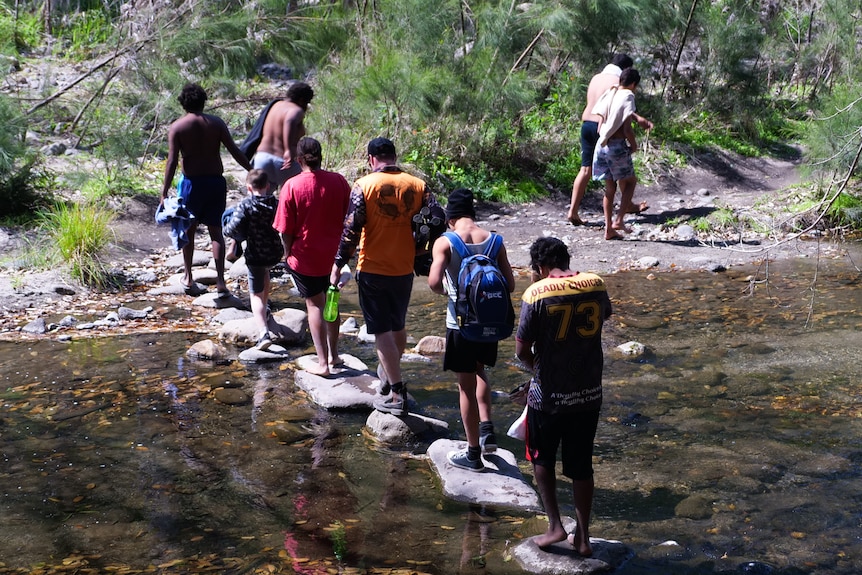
[443,231,470,260]
[482,233,503,260]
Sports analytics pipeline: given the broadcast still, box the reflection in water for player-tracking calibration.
[0,258,861,573]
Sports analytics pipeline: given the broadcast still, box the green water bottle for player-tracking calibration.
[323,285,340,322]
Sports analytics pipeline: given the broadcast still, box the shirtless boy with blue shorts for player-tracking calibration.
[161,83,252,296]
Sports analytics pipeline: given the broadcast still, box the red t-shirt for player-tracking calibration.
[273,169,351,276]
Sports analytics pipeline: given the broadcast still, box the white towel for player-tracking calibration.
[592,86,636,147]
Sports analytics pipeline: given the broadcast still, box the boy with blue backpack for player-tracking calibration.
[428,188,516,471]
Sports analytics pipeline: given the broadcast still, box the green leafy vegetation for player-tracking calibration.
[0,95,54,222]
[38,201,116,288]
[1,0,861,292]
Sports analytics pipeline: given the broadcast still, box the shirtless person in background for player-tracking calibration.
[161,83,252,297]
[252,81,314,189]
[566,54,653,226]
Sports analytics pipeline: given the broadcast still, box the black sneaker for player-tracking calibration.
[373,395,405,416]
[376,364,391,396]
[448,449,484,472]
[479,431,498,454]
[255,332,272,351]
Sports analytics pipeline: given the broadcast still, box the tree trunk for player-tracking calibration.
[663,0,699,102]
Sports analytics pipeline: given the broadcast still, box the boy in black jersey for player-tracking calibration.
[515,237,612,554]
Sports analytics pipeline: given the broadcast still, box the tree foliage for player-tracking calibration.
[3,0,862,200]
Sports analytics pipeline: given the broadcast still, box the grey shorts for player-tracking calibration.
[592,139,635,182]
[252,151,300,189]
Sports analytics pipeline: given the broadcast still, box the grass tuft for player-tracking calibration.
[38,201,116,288]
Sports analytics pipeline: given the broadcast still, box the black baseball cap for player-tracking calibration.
[367,137,396,157]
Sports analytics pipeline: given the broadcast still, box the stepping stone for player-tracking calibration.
[238,344,290,363]
[426,438,541,512]
[294,354,383,410]
[366,409,449,444]
[192,291,245,309]
[512,518,633,574]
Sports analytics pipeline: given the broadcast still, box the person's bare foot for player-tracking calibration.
[625,200,649,214]
[306,364,331,377]
[329,356,345,369]
[566,529,593,556]
[533,527,568,549]
[567,214,585,226]
[612,223,633,233]
[605,230,623,240]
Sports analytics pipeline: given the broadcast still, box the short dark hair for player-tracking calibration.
[246,169,270,191]
[367,137,396,159]
[286,81,314,105]
[297,137,322,169]
[178,83,207,112]
[620,67,641,88]
[612,53,633,69]
[529,237,570,271]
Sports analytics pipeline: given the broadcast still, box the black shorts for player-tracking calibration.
[526,407,600,481]
[290,269,330,299]
[443,328,498,373]
[356,271,413,334]
[580,121,600,168]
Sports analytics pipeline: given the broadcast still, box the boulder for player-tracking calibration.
[187,339,230,361]
[192,268,219,285]
[366,410,449,444]
[415,335,446,355]
[238,344,291,363]
[22,317,47,334]
[192,291,246,309]
[615,341,646,358]
[512,517,633,574]
[165,251,211,269]
[426,439,541,512]
[117,306,149,320]
[218,307,307,346]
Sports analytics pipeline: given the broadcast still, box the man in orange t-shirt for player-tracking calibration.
[331,138,441,415]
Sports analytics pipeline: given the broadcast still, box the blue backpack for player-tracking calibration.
[444,231,515,342]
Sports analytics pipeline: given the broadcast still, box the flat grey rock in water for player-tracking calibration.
[512,519,633,574]
[426,438,541,512]
[294,354,382,409]
[238,344,290,363]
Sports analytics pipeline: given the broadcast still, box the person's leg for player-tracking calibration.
[181,221,198,287]
[376,329,405,396]
[209,225,228,293]
[567,166,591,225]
[532,462,568,548]
[457,371,480,448]
[614,176,649,225]
[305,291,330,376]
[568,122,597,225]
[250,274,270,333]
[603,180,622,240]
[475,364,497,452]
[568,478,595,556]
[326,311,342,367]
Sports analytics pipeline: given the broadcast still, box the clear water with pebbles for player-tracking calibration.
[1,257,860,574]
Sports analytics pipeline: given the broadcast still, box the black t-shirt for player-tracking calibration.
[517,273,612,414]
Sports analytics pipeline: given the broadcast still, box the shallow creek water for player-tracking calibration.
[1,257,861,574]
